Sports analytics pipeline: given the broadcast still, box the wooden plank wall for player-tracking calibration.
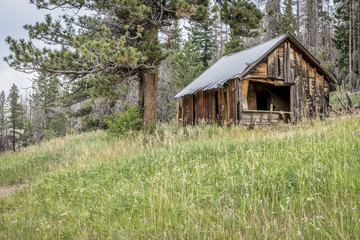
[178,79,239,126]
[282,41,330,121]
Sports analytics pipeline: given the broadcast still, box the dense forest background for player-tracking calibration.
[0,0,359,152]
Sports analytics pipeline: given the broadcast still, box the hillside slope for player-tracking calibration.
[0,116,359,239]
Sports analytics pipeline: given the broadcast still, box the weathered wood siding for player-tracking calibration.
[177,80,238,126]
[177,40,332,126]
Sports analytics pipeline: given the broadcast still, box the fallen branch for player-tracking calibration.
[336,92,346,109]
[346,92,353,108]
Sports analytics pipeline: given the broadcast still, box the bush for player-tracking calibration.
[104,104,143,137]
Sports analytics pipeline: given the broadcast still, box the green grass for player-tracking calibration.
[330,90,360,108]
[0,116,360,239]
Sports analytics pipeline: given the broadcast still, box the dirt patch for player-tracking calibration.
[0,184,25,198]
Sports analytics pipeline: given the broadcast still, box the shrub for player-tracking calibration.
[104,104,143,137]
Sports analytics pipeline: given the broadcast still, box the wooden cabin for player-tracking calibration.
[175,34,337,126]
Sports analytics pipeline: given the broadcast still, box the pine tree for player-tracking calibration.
[169,20,183,53]
[0,91,6,152]
[264,0,282,38]
[8,84,23,152]
[224,29,245,54]
[279,0,297,34]
[170,40,205,91]
[187,18,214,67]
[22,120,36,147]
[333,0,360,90]
[31,72,61,132]
[218,0,263,54]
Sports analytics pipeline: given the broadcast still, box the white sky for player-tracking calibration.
[0,0,64,95]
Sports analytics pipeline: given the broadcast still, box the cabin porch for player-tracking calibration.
[239,79,292,126]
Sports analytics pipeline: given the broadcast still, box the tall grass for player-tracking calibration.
[0,116,359,239]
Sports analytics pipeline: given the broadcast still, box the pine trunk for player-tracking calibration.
[349,0,352,90]
[358,5,360,90]
[138,23,159,129]
[139,71,158,127]
[296,0,300,37]
[12,121,15,152]
[352,0,356,89]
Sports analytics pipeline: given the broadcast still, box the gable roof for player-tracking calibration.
[175,33,336,98]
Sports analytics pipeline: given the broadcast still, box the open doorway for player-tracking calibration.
[248,82,291,112]
[256,91,270,110]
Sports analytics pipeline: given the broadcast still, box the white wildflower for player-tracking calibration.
[60,212,67,216]
[200,164,207,169]
[297,230,301,236]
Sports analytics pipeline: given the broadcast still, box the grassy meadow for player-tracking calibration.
[0,115,359,239]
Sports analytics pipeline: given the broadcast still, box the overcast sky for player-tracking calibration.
[0,0,64,95]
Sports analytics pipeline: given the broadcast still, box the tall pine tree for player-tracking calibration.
[170,39,205,91]
[218,0,263,54]
[333,0,360,90]
[31,72,61,132]
[0,91,6,152]
[4,0,211,128]
[8,84,22,152]
[279,0,296,34]
[187,18,214,67]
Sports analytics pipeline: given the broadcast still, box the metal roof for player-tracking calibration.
[175,34,287,98]
[175,33,337,98]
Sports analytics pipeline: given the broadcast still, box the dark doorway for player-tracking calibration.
[256,91,270,110]
[193,95,197,125]
[215,91,219,123]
